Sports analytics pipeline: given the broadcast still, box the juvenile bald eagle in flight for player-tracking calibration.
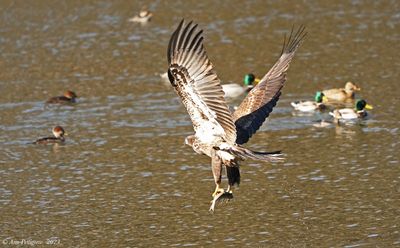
[167,20,305,211]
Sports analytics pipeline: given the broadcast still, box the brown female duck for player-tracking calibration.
[46,90,77,104]
[322,82,360,101]
[33,126,67,144]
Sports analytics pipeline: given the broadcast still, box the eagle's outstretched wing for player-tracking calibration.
[167,20,237,144]
[233,26,306,145]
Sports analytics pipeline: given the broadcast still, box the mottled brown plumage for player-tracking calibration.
[33,126,66,144]
[233,25,306,144]
[322,82,361,102]
[46,91,77,104]
[167,20,305,211]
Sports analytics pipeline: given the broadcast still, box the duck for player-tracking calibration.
[161,72,260,99]
[291,91,327,112]
[33,126,67,144]
[160,72,169,83]
[322,81,361,102]
[221,73,260,99]
[46,90,78,104]
[329,99,373,121]
[128,10,153,23]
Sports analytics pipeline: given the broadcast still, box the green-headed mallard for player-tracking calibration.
[221,73,260,99]
[322,81,361,101]
[291,91,327,112]
[329,99,373,120]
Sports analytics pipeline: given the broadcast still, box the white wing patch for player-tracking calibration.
[167,20,237,145]
[179,83,226,145]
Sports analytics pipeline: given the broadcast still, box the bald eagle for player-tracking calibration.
[167,20,305,211]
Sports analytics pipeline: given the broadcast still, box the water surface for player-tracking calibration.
[0,0,399,247]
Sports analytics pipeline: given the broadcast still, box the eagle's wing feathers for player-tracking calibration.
[168,20,237,144]
[233,25,306,144]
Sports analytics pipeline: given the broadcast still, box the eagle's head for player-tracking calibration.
[184,135,195,147]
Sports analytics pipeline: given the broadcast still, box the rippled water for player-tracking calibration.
[1,0,399,247]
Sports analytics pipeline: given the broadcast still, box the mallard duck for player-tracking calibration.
[128,10,153,23]
[291,91,327,112]
[161,72,260,98]
[322,81,361,101]
[167,20,305,211]
[33,126,67,144]
[46,90,77,104]
[221,73,260,99]
[329,99,373,120]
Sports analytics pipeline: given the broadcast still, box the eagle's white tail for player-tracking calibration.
[230,146,284,162]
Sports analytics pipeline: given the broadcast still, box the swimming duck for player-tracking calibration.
[161,72,260,98]
[160,72,169,83]
[221,73,260,99]
[128,10,153,23]
[322,81,361,102]
[329,99,373,121]
[33,126,67,144]
[291,91,327,112]
[46,90,77,104]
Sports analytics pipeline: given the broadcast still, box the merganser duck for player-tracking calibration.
[46,90,77,104]
[33,126,67,144]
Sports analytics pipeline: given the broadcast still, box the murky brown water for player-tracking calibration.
[1,0,399,247]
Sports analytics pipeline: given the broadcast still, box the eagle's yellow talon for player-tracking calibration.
[212,185,224,197]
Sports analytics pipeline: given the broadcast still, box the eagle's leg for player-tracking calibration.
[212,184,224,197]
[211,154,224,197]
